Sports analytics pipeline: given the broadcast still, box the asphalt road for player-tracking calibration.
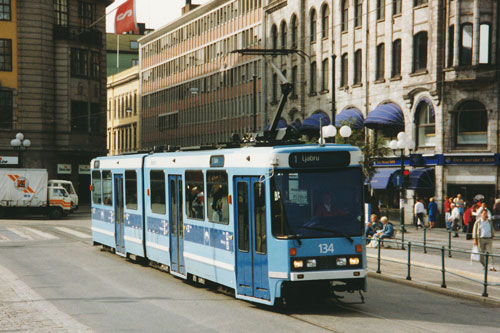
[0,211,499,332]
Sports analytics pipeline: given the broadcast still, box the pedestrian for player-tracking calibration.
[448,203,461,237]
[427,197,438,229]
[472,209,496,271]
[414,198,426,229]
[463,202,474,240]
[369,213,382,231]
[476,202,492,220]
[454,193,465,218]
[444,196,451,230]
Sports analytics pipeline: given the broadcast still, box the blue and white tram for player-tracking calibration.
[90,144,367,305]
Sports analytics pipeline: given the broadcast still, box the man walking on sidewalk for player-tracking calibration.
[414,198,426,229]
[473,209,496,271]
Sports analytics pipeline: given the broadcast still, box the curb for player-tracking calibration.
[368,271,500,307]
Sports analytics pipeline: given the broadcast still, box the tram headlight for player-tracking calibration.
[293,260,304,268]
[306,259,317,268]
[349,257,360,266]
[336,258,347,266]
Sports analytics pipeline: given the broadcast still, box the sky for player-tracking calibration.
[106,0,210,33]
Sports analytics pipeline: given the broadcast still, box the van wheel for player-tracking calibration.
[49,207,63,219]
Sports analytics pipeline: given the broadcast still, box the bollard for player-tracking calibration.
[482,253,489,297]
[376,237,381,274]
[406,241,412,280]
[441,246,447,288]
[448,231,452,258]
[423,228,427,253]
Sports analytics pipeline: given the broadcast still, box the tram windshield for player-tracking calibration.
[270,168,363,239]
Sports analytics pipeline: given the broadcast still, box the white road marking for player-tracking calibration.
[55,227,91,239]
[7,227,34,240]
[23,227,59,240]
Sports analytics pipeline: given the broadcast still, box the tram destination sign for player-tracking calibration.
[289,151,350,168]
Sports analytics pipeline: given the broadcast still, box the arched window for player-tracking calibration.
[377,0,385,20]
[376,43,385,80]
[354,49,362,84]
[392,39,401,77]
[355,0,362,27]
[341,53,348,87]
[479,23,491,64]
[456,101,487,145]
[342,0,348,32]
[291,14,298,48]
[322,58,329,91]
[280,21,287,49]
[321,4,329,38]
[310,61,317,93]
[460,23,473,66]
[310,9,317,42]
[271,24,278,50]
[415,99,435,147]
[413,31,428,72]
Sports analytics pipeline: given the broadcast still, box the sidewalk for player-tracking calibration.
[367,227,500,305]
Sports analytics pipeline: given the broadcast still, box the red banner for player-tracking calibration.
[115,0,138,34]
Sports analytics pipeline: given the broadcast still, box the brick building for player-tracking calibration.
[0,0,111,203]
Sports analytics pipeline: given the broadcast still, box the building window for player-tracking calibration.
[71,101,88,132]
[460,23,473,66]
[309,61,317,93]
[310,8,317,42]
[376,43,385,80]
[447,25,454,67]
[354,49,362,84]
[321,58,329,91]
[71,49,88,77]
[355,0,362,27]
[321,4,329,38]
[54,0,68,26]
[341,53,348,87]
[414,0,428,6]
[416,100,435,147]
[413,31,428,72]
[132,59,138,66]
[0,0,11,21]
[280,20,287,49]
[78,1,95,28]
[291,65,298,96]
[130,40,139,49]
[479,23,491,64]
[393,0,402,15]
[90,103,100,133]
[291,14,298,48]
[271,24,277,49]
[0,39,12,71]
[159,112,179,131]
[377,0,385,20]
[456,101,487,145]
[90,51,99,79]
[392,39,401,77]
[341,0,348,32]
[0,90,12,129]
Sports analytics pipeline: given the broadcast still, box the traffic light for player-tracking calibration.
[403,169,410,188]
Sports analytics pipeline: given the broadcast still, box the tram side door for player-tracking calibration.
[114,174,125,255]
[234,177,270,300]
[169,175,185,275]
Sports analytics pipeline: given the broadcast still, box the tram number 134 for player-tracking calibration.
[318,243,334,254]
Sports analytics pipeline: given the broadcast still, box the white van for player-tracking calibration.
[48,180,79,209]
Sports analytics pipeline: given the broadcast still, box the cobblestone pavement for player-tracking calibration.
[0,261,92,332]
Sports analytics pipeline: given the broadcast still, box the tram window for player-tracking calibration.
[102,171,113,206]
[150,170,166,214]
[185,170,205,220]
[254,181,267,254]
[92,170,102,204]
[125,170,138,210]
[207,171,228,224]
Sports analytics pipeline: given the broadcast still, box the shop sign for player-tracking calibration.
[0,156,18,165]
[57,164,72,174]
[79,164,90,175]
[443,155,497,165]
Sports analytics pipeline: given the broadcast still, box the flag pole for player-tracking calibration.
[117,34,120,70]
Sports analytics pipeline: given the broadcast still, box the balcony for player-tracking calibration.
[54,25,103,48]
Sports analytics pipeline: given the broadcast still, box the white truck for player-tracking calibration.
[0,169,75,219]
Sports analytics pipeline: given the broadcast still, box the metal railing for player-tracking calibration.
[373,237,500,298]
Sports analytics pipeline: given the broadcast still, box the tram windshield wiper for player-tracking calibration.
[300,226,353,243]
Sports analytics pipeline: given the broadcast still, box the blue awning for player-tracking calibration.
[364,103,404,130]
[299,113,331,134]
[265,118,288,130]
[368,168,399,190]
[408,168,435,190]
[415,97,435,117]
[335,108,364,129]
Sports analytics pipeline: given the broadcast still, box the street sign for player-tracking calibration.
[393,174,403,187]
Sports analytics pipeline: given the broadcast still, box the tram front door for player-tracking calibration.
[169,175,185,275]
[114,174,125,255]
[234,177,269,300]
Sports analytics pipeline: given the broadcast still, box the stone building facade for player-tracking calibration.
[263,0,500,224]
[0,0,111,203]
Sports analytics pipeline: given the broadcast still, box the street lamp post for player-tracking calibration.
[10,132,31,167]
[389,132,415,249]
